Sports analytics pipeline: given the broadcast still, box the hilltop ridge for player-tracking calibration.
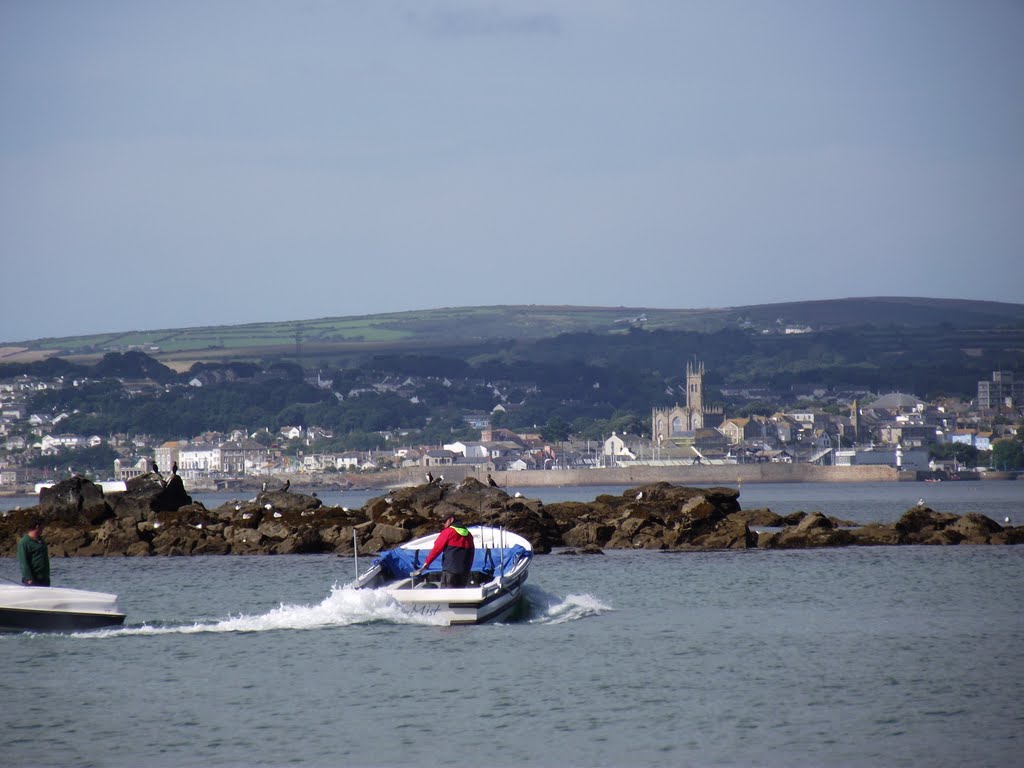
[1,296,1021,368]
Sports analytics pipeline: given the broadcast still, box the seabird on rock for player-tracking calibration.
[151,461,159,474]
[235,504,241,511]
[273,511,283,519]
[487,474,498,487]
[262,481,268,492]
[636,491,644,501]
[242,512,253,520]
[425,471,434,484]
[153,521,162,529]
[1005,516,1011,525]
[171,462,179,475]
[342,507,351,512]
[264,503,273,510]
[385,496,394,505]
[513,491,523,498]
[917,498,925,507]
[281,479,290,492]
[194,523,203,530]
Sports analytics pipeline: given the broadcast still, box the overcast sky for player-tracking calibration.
[2,0,1022,342]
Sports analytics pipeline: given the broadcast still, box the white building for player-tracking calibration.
[178,443,222,475]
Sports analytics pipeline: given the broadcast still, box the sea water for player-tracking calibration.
[2,482,1023,767]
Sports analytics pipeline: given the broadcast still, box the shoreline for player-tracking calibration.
[0,464,1017,498]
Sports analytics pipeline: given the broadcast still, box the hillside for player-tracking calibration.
[1,297,1022,369]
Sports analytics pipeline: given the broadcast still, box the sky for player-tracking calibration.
[1,0,1022,342]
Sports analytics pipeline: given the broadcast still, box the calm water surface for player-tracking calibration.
[3,482,1023,767]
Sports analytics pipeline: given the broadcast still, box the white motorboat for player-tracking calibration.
[354,525,533,625]
[0,584,126,633]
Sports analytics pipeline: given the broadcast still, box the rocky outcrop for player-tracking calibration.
[548,483,749,550]
[109,472,193,522]
[39,476,113,525]
[1,480,1020,557]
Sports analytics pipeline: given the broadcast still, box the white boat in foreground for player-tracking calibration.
[0,584,126,633]
[354,525,533,625]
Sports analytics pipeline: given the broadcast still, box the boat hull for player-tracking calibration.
[354,525,533,626]
[0,585,126,633]
[388,573,528,625]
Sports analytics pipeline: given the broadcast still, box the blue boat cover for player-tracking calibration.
[373,545,531,581]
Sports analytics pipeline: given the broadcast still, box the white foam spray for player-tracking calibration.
[75,584,447,637]
[519,585,613,624]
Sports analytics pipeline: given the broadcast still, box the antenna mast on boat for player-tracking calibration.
[353,528,359,579]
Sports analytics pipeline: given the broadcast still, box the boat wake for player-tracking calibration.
[76,584,447,637]
[62,584,610,638]
[519,585,613,624]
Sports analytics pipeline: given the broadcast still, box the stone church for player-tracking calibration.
[651,360,724,446]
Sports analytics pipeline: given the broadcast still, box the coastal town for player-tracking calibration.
[1,358,1021,493]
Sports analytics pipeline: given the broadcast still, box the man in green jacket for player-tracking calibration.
[18,519,50,586]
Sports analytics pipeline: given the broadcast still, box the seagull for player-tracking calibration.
[153,521,162,529]
[273,511,283,519]
[636,491,644,501]
[1005,516,1011,525]
[194,523,203,530]
[264,503,273,510]
[242,512,253,520]
[235,504,241,511]
[261,481,268,492]
[385,496,394,505]
[513,491,523,498]
[917,498,925,507]
[342,507,351,512]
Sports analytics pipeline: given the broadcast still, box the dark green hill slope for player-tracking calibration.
[2,297,1021,367]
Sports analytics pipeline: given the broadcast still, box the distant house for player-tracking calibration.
[303,453,334,472]
[113,457,150,481]
[603,432,636,461]
[220,440,271,475]
[422,449,457,468]
[153,441,185,473]
[336,452,362,470]
[40,434,87,455]
[179,443,221,475]
[718,418,752,445]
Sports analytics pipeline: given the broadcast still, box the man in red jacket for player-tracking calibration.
[415,515,475,587]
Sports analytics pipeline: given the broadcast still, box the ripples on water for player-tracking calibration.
[3,481,1023,767]
[3,546,1022,768]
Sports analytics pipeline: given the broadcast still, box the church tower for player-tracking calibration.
[651,359,723,446]
[686,360,704,420]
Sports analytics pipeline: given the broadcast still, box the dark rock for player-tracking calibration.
[39,477,113,525]
[849,524,905,546]
[91,517,144,556]
[895,507,958,536]
[110,472,193,521]
[949,513,1003,544]
[562,522,616,548]
[691,515,758,549]
[275,526,324,554]
[257,490,321,515]
[762,513,855,548]
[730,508,784,527]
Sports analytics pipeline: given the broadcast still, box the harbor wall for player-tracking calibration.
[389,463,900,488]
